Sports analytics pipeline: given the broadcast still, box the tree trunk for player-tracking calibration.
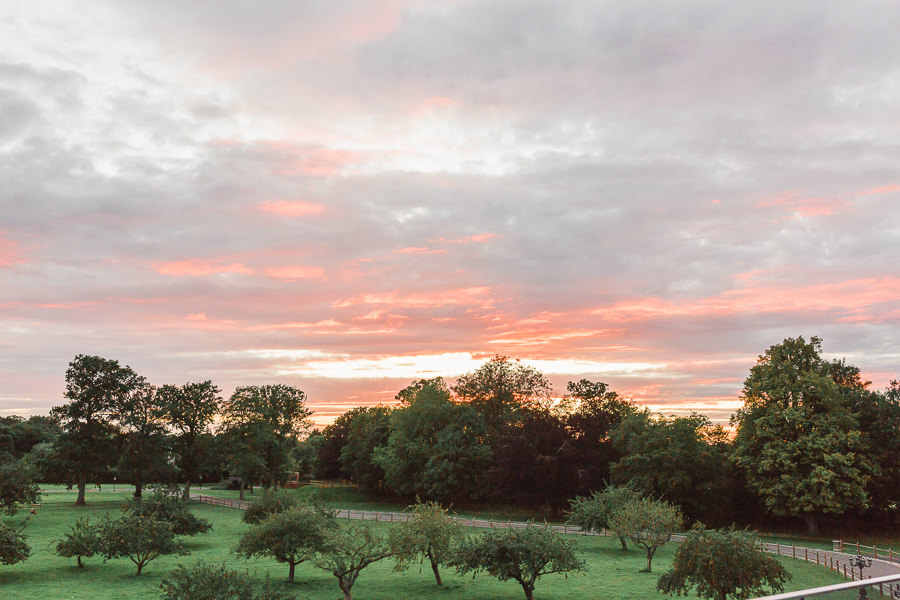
[239,477,245,502]
[804,513,818,536]
[134,481,143,501]
[75,474,87,506]
[643,547,655,572]
[136,562,143,576]
[430,557,443,585]
[183,481,191,500]
[522,582,535,600]
[340,579,353,600]
[288,561,295,582]
[77,555,83,568]
[618,535,628,551]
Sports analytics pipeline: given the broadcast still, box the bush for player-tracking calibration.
[242,489,298,525]
[130,488,212,536]
[160,561,295,600]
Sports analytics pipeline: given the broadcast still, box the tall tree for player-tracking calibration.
[453,355,552,440]
[731,336,872,534]
[611,413,730,523]
[160,381,221,500]
[116,380,172,500]
[374,381,491,502]
[561,379,638,491]
[220,385,312,492]
[51,354,141,505]
[339,406,392,492]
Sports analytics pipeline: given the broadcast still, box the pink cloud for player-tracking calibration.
[858,184,900,196]
[154,260,254,277]
[592,277,900,323]
[757,191,851,217]
[258,142,361,176]
[431,233,498,245]
[394,246,446,255]
[0,235,23,267]
[264,265,326,280]
[333,286,494,309]
[257,199,325,217]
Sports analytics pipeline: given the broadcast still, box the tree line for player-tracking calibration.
[301,338,900,535]
[2,336,900,535]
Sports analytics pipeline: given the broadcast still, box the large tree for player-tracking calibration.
[611,413,730,523]
[51,354,141,505]
[730,336,872,534]
[159,381,221,500]
[221,385,312,493]
[560,379,637,491]
[374,381,491,502]
[453,355,552,440]
[116,381,172,500]
[339,405,392,493]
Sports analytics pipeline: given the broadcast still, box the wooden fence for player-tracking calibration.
[832,540,899,564]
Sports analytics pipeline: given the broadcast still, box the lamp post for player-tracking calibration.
[849,554,873,600]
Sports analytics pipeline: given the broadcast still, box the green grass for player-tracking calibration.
[2,499,849,600]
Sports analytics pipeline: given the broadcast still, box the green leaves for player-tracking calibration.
[451,524,585,600]
[55,516,100,568]
[657,526,790,600]
[235,503,337,582]
[97,511,186,575]
[0,520,30,566]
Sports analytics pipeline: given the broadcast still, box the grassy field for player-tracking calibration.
[0,489,852,600]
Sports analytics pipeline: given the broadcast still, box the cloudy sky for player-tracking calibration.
[2,0,899,426]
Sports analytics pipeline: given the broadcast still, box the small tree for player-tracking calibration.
[55,517,101,568]
[451,524,586,600]
[658,526,791,600]
[607,496,682,572]
[242,488,299,525]
[98,512,187,575]
[160,561,295,600]
[567,484,640,550]
[0,460,41,515]
[389,499,462,585]
[235,504,336,582]
[314,523,393,600]
[0,521,30,566]
[130,488,212,536]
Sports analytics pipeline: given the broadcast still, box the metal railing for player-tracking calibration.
[752,574,900,599]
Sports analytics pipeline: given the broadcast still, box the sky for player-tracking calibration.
[1,0,899,427]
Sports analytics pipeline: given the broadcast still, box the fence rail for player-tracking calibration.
[832,539,899,564]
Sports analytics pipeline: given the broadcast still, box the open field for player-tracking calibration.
[0,490,851,600]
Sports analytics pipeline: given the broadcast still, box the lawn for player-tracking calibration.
[1,492,850,600]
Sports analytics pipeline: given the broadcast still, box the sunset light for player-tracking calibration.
[1,0,899,429]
